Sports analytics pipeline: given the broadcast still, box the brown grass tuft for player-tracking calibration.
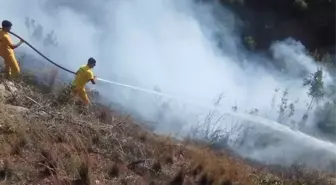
[198,172,215,185]
[170,169,185,185]
[10,134,27,155]
[0,119,17,134]
[191,164,204,177]
[53,84,74,106]
[138,133,147,142]
[151,160,162,174]
[108,163,119,178]
[220,179,233,185]
[162,155,174,165]
[0,160,12,181]
[54,129,67,143]
[97,108,110,123]
[72,160,91,185]
[40,148,58,176]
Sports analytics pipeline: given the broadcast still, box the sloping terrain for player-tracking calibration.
[0,75,334,185]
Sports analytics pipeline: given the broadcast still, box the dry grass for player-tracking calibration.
[0,75,334,185]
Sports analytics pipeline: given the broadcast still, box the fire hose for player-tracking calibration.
[7,30,178,99]
[9,31,76,75]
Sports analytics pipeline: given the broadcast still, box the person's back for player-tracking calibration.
[72,65,94,90]
[0,29,14,57]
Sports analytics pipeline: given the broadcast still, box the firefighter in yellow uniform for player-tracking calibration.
[72,58,97,105]
[0,20,24,78]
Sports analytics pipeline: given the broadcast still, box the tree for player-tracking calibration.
[302,68,325,120]
[277,89,296,124]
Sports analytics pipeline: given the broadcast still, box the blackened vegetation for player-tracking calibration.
[204,0,335,51]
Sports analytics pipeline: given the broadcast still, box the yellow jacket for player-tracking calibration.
[72,65,94,90]
[0,30,14,57]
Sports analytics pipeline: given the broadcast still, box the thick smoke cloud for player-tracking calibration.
[1,0,335,171]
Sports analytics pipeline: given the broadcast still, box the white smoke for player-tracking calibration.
[1,0,335,171]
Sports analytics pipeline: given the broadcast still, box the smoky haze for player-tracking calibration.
[1,0,335,171]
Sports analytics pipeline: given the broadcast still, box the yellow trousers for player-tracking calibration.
[72,87,90,105]
[1,54,20,78]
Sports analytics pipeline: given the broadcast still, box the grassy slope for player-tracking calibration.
[0,75,334,185]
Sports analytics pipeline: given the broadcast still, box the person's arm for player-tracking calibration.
[88,72,96,85]
[5,35,24,49]
[10,40,24,49]
[90,76,97,85]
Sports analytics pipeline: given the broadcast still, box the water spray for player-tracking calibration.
[9,30,216,107]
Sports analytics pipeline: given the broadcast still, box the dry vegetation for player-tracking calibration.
[0,74,334,185]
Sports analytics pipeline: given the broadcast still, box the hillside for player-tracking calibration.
[0,75,334,185]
